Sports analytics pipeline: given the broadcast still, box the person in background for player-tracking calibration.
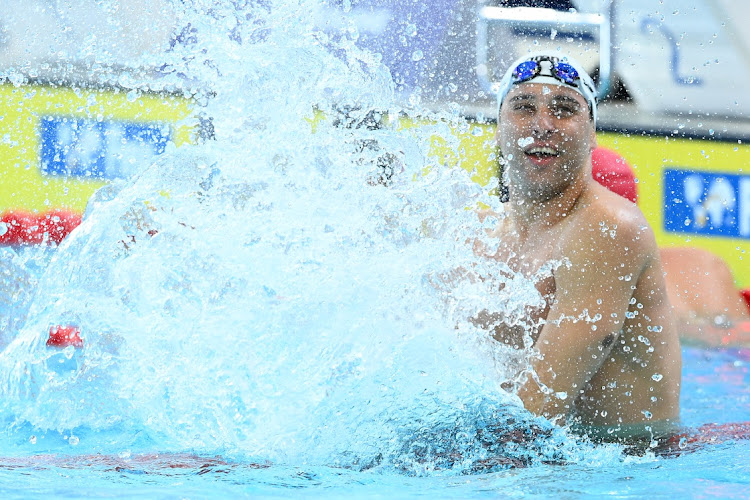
[590,146,750,347]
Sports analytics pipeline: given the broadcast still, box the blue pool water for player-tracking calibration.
[0,0,748,497]
[0,347,747,498]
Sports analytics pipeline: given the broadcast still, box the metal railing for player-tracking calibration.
[476,2,614,99]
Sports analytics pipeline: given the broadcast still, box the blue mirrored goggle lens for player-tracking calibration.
[553,62,579,85]
[512,60,540,82]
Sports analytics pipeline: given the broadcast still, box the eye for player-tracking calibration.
[512,102,535,113]
[551,103,579,118]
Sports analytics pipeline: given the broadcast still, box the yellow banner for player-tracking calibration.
[0,83,193,214]
[0,85,746,288]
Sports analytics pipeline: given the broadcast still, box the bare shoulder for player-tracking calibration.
[562,184,657,273]
[576,184,655,250]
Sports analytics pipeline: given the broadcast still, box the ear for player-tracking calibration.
[493,121,503,161]
[589,126,598,153]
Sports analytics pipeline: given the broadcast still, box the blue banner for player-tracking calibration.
[40,117,170,179]
[664,168,750,239]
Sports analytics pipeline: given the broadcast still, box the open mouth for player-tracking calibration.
[524,145,559,160]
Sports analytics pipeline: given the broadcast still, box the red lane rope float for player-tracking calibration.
[0,210,82,246]
[741,289,750,313]
[46,325,83,349]
[658,421,750,457]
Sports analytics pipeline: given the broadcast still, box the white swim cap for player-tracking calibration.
[495,52,597,124]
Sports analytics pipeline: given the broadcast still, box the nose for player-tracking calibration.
[532,108,555,137]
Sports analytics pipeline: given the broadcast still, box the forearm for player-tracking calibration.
[516,356,578,421]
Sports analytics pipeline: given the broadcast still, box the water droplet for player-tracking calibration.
[69,435,80,446]
[517,136,533,147]
[555,391,568,400]
[411,50,424,62]
[652,373,663,382]
[0,223,7,237]
[29,435,36,444]
[405,23,417,37]
[641,410,653,419]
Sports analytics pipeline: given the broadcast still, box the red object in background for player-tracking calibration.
[591,147,639,203]
[741,289,750,313]
[47,325,83,349]
[0,210,82,246]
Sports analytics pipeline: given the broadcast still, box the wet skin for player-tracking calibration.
[482,83,681,437]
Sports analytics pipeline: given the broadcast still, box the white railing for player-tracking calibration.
[476,2,613,99]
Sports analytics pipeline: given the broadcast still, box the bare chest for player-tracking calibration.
[485,227,562,345]
[495,226,560,300]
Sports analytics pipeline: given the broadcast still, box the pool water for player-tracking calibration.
[0,347,747,499]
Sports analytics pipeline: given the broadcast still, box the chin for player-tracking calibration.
[511,179,567,203]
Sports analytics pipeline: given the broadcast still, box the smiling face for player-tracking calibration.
[497,83,596,203]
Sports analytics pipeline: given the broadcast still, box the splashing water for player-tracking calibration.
[0,0,601,474]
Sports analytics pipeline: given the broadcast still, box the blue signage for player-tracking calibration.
[40,117,170,180]
[664,168,750,240]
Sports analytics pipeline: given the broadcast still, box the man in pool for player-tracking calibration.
[478,52,682,444]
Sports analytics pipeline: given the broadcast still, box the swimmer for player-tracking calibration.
[478,52,681,443]
[660,246,750,346]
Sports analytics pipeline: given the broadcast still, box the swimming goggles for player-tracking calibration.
[511,56,581,88]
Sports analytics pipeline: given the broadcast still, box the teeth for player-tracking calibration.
[526,146,558,156]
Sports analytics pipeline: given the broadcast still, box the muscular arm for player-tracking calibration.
[517,215,655,420]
